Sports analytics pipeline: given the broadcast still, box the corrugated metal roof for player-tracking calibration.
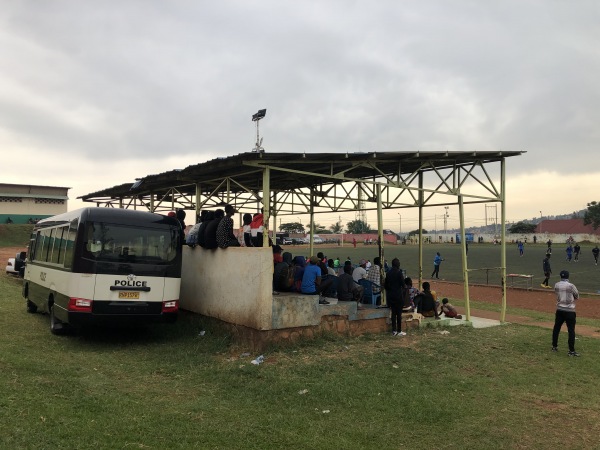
[79,150,523,201]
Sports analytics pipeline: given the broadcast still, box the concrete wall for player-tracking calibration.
[180,246,274,330]
[179,246,394,333]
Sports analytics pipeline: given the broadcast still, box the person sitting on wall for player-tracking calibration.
[417,281,440,319]
[197,210,213,248]
[204,209,224,250]
[242,213,253,247]
[217,204,241,249]
[293,255,307,292]
[250,209,264,246]
[301,255,335,305]
[440,298,462,319]
[274,251,295,292]
[186,211,206,248]
[337,264,364,309]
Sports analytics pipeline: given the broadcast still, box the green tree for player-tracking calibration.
[329,220,343,234]
[407,229,428,236]
[583,201,600,229]
[508,221,537,233]
[346,220,371,234]
[279,222,304,233]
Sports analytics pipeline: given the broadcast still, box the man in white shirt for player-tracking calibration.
[352,259,368,282]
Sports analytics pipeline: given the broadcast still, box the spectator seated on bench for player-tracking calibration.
[358,278,381,305]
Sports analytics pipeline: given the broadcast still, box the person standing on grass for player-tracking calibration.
[592,245,599,266]
[565,244,573,262]
[384,258,407,336]
[551,270,580,357]
[431,252,444,279]
[573,243,581,262]
[541,253,552,288]
[518,240,524,257]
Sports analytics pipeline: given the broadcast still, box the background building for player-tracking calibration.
[0,183,69,224]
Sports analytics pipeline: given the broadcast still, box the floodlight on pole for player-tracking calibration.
[251,109,267,153]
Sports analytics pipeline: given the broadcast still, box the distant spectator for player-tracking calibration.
[293,256,307,292]
[217,204,241,249]
[274,252,295,292]
[441,298,462,319]
[405,277,420,311]
[385,258,407,336]
[366,257,382,294]
[301,255,335,305]
[551,270,580,356]
[204,209,224,249]
[197,210,213,248]
[176,209,187,234]
[352,259,368,282]
[250,209,265,247]
[273,245,283,264]
[186,211,205,248]
[337,264,364,309]
[417,281,440,319]
[593,245,600,266]
[242,213,253,247]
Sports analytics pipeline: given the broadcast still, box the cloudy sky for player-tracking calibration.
[2,1,598,230]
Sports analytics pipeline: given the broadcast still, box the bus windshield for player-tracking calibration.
[84,222,179,264]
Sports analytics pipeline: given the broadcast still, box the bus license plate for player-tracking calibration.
[119,292,140,299]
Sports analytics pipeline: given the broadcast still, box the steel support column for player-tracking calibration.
[459,195,471,321]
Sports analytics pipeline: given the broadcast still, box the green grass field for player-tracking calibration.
[295,241,600,294]
[0,224,32,248]
[1,271,600,449]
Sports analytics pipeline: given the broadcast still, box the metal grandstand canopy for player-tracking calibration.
[79,150,524,323]
[79,150,523,216]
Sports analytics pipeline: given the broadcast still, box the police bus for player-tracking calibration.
[23,207,182,334]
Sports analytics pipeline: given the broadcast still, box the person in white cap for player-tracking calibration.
[551,270,580,357]
[352,259,368,282]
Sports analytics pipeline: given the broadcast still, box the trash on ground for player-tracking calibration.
[438,330,450,335]
[251,355,265,365]
[322,410,330,414]
[298,389,309,395]
[198,330,206,336]
[392,364,399,369]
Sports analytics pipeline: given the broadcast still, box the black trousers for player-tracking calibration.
[552,309,576,351]
[390,302,402,332]
[431,265,440,278]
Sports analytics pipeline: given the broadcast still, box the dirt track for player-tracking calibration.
[428,278,600,319]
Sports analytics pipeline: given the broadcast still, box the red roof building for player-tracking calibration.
[536,219,600,235]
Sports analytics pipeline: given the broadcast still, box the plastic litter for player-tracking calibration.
[251,355,265,365]
[392,364,399,369]
[322,410,330,414]
[438,330,450,335]
[198,330,206,336]
[298,389,309,395]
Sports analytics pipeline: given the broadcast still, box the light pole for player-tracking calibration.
[397,213,402,234]
[444,206,449,239]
